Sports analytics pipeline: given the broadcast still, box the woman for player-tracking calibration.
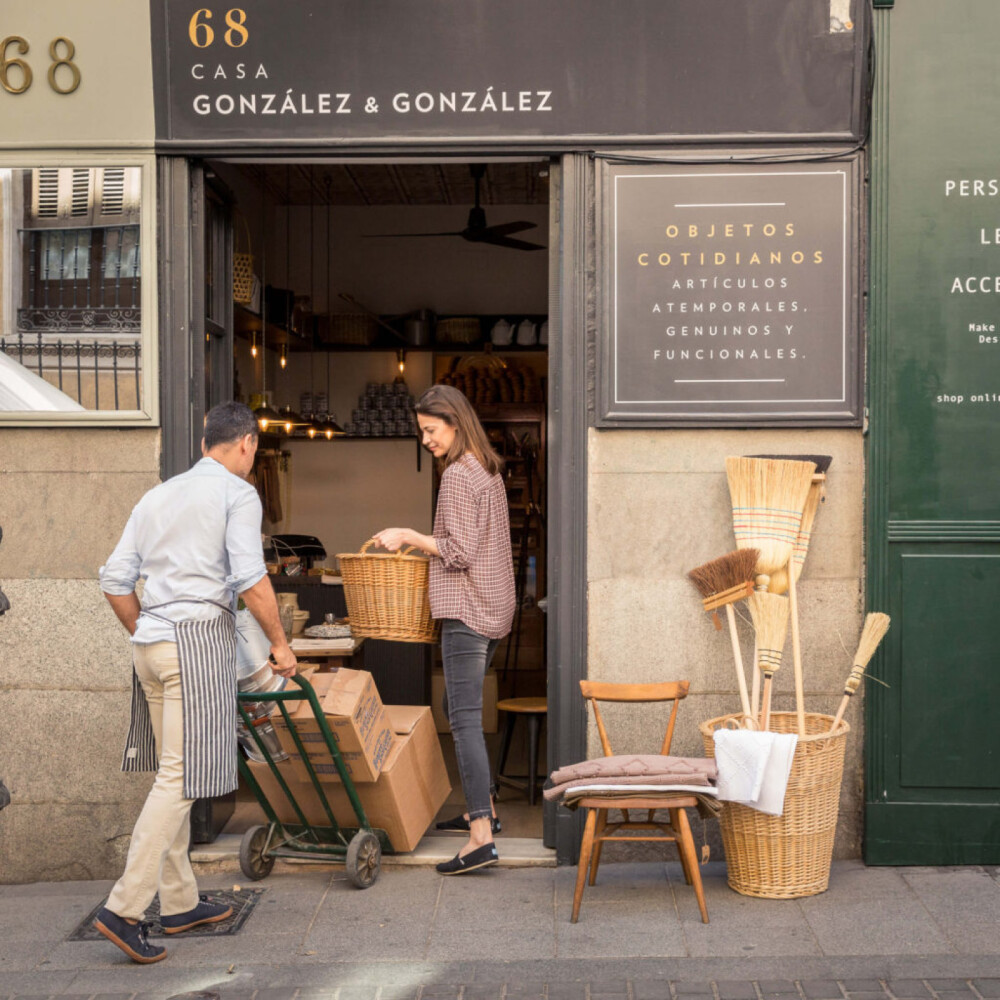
[374,384,515,875]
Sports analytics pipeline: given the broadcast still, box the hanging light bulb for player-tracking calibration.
[396,349,406,376]
[279,344,287,369]
[250,331,258,359]
[254,403,282,433]
[307,423,318,439]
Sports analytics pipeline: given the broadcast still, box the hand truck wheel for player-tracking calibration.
[239,824,275,881]
[346,829,381,889]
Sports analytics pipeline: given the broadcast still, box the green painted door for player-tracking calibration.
[867,1,1000,863]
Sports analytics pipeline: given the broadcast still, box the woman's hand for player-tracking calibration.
[372,527,412,552]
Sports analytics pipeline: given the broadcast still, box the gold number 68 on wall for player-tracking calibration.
[1,35,81,95]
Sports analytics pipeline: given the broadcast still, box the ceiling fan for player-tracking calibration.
[365,164,546,251]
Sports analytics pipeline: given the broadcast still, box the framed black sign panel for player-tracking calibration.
[149,0,869,149]
[597,158,864,426]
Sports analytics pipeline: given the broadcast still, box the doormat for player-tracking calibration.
[68,887,265,941]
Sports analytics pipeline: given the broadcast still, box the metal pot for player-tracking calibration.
[403,309,435,346]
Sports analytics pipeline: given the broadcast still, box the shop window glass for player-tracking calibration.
[0,164,154,421]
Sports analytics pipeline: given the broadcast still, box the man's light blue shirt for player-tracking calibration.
[99,457,267,644]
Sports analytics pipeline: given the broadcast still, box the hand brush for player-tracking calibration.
[829,612,891,733]
[687,548,759,721]
[747,590,790,731]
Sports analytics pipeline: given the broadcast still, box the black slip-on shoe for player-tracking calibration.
[435,813,502,834]
[93,907,167,964]
[436,842,499,875]
[160,894,233,934]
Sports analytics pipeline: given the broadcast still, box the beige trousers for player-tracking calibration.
[106,641,200,921]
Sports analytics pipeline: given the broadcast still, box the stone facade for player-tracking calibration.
[0,428,160,882]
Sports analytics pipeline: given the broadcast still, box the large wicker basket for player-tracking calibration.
[336,540,439,644]
[700,711,849,899]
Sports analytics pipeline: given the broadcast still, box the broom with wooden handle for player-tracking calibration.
[727,456,816,734]
[687,548,759,722]
[829,612,891,733]
[747,590,790,731]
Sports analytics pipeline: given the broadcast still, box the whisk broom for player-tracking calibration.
[727,456,816,735]
[687,548,759,721]
[747,590,790,731]
[829,612,891,733]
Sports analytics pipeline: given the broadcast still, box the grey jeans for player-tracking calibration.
[440,618,500,823]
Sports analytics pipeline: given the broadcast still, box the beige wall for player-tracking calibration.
[587,428,866,857]
[0,428,160,882]
[2,0,155,148]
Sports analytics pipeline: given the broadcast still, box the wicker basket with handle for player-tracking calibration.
[336,540,439,643]
[699,711,849,899]
[232,212,254,305]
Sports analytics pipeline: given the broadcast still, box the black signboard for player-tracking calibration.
[597,160,863,426]
[150,0,868,148]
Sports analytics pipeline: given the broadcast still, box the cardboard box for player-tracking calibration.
[431,668,498,734]
[247,705,451,852]
[271,669,393,782]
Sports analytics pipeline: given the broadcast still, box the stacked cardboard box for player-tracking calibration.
[248,700,451,853]
[270,669,394,782]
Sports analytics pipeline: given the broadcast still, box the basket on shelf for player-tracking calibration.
[232,213,254,305]
[336,540,439,643]
[699,711,849,899]
[435,317,481,344]
[316,313,379,346]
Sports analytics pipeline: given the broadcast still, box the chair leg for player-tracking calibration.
[588,809,607,886]
[571,808,598,923]
[495,711,516,784]
[527,713,541,806]
[674,806,709,924]
[670,808,693,885]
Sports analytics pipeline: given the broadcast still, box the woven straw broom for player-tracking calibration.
[687,548,759,721]
[747,590,789,731]
[726,457,817,580]
[830,612,890,732]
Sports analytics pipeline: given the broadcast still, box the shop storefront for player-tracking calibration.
[1,0,995,883]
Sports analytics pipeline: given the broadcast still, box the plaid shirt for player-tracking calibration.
[430,454,516,639]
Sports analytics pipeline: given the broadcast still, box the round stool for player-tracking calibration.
[494,697,548,805]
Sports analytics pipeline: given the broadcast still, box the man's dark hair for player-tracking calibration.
[204,401,258,450]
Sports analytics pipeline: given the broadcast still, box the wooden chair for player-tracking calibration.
[570,679,709,924]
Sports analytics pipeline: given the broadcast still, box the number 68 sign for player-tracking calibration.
[1,36,81,95]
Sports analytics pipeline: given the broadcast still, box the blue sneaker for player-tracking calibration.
[159,894,233,934]
[93,907,166,964]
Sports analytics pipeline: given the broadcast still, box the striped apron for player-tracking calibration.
[121,599,239,800]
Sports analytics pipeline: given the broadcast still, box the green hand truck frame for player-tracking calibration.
[236,672,391,888]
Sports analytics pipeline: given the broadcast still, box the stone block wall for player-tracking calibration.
[0,428,160,882]
[587,428,865,858]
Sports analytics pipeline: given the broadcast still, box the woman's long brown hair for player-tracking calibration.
[415,384,503,476]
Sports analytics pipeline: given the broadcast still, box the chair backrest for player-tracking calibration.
[579,680,690,758]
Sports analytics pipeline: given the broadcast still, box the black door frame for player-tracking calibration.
[158,152,591,862]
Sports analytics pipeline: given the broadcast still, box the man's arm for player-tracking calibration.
[240,575,297,676]
[104,592,142,636]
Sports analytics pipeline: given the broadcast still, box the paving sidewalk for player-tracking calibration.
[1,860,998,1000]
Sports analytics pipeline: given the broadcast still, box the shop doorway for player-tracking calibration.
[199,158,554,847]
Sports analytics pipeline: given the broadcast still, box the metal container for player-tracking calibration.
[403,309,434,346]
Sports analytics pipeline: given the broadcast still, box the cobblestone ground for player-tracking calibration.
[3,979,999,1000]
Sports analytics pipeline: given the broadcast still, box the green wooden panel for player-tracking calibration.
[898,551,1000,789]
[866,0,1000,863]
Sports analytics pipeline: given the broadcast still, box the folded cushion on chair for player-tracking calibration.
[544,754,718,802]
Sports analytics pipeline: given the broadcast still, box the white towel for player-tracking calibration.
[713,729,798,816]
[713,729,774,802]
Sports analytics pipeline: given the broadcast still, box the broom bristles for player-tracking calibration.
[747,591,789,674]
[727,457,816,576]
[687,548,760,599]
[768,478,825,595]
[841,612,891,697]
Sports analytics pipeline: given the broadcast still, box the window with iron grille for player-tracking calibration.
[0,165,150,416]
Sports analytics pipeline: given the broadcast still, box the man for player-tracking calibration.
[96,401,296,964]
